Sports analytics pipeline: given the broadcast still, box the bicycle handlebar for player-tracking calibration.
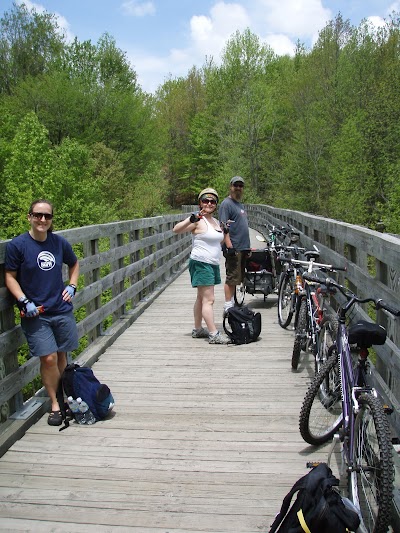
[375,299,400,317]
[303,274,400,317]
[290,259,346,272]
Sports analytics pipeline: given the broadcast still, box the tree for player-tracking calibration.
[0,2,64,95]
[1,112,53,239]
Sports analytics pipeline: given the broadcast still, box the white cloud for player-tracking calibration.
[387,2,400,15]
[366,15,386,28]
[251,0,332,38]
[264,33,297,56]
[190,2,251,59]
[121,1,155,17]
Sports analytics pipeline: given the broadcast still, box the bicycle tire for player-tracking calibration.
[234,281,245,306]
[278,273,295,328]
[349,393,394,533]
[299,355,342,444]
[292,297,307,370]
[315,313,338,374]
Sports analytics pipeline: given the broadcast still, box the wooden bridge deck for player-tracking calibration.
[0,236,340,532]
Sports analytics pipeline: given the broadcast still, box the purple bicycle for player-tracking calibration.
[299,274,400,533]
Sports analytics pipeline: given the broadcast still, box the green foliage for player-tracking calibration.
[128,163,170,218]
[1,112,53,239]
[0,2,399,234]
[0,2,65,95]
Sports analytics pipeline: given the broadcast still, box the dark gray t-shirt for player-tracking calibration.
[218,197,250,250]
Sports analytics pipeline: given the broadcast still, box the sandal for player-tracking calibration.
[48,410,63,426]
[64,403,73,420]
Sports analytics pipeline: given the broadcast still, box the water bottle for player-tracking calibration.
[67,396,84,423]
[76,397,96,425]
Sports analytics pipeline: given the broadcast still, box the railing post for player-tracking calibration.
[156,220,166,284]
[0,265,23,424]
[143,226,155,295]
[129,229,141,308]
[111,233,125,321]
[83,238,102,342]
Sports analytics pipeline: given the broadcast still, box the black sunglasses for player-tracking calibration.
[201,198,217,205]
[30,212,53,220]
[232,182,244,188]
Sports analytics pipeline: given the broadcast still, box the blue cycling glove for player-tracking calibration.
[17,297,39,318]
[65,284,77,298]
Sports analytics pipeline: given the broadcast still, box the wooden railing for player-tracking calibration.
[0,215,191,453]
[247,205,400,435]
[1,206,399,453]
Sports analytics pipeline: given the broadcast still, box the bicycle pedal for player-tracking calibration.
[306,461,324,469]
[383,404,393,415]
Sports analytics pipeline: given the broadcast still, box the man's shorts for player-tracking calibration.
[224,250,247,286]
[21,311,79,357]
[189,259,221,288]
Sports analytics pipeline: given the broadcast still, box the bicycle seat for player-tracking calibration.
[348,320,387,348]
[304,250,320,261]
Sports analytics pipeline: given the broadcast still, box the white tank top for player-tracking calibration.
[190,217,223,265]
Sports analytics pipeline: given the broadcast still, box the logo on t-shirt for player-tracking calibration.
[37,251,56,271]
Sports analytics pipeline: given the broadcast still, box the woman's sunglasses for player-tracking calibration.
[201,198,217,205]
[30,212,53,220]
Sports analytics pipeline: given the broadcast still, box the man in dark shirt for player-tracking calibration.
[218,176,250,315]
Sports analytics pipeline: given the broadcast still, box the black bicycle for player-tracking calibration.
[289,251,345,371]
[277,244,306,328]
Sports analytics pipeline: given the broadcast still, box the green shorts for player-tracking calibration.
[189,259,221,287]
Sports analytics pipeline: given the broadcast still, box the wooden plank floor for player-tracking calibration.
[0,231,341,532]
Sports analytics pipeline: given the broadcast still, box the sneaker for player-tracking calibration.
[192,327,209,338]
[208,331,229,344]
[223,303,234,318]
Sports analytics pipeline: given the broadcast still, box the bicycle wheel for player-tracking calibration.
[349,393,394,533]
[234,281,245,306]
[292,297,307,370]
[277,272,295,329]
[315,314,338,374]
[299,355,342,445]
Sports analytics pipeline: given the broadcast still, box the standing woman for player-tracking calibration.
[173,188,228,344]
[5,199,79,426]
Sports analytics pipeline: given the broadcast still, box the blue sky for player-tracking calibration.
[1,1,398,93]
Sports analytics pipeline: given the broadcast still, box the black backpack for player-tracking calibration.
[269,463,360,533]
[223,305,261,344]
[57,363,114,431]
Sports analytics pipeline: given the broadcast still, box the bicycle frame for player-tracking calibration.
[336,319,379,511]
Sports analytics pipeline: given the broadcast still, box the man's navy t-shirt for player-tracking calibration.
[5,231,77,314]
[219,197,250,251]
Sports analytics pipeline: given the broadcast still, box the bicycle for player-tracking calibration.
[290,252,345,371]
[277,244,306,329]
[299,274,400,532]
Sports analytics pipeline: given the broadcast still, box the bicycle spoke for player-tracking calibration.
[299,355,343,445]
[234,281,245,306]
[278,273,295,328]
[350,394,394,533]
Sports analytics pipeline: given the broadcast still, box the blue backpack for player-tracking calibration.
[57,363,114,430]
